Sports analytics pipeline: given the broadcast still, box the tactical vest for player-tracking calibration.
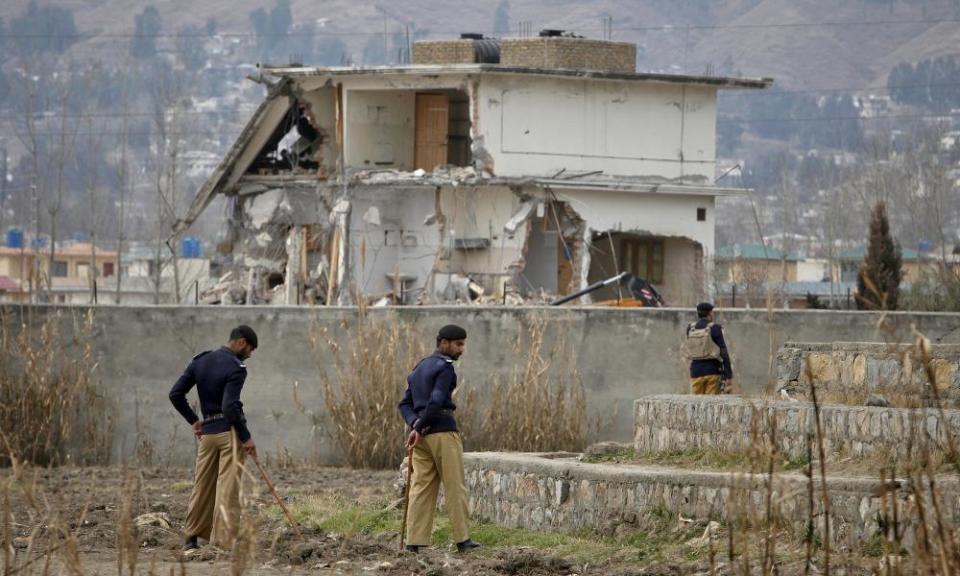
[683,322,722,361]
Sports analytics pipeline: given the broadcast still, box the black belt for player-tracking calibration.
[417,409,453,418]
[202,413,224,423]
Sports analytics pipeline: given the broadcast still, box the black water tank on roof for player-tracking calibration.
[460,33,484,40]
[539,29,564,37]
[473,38,500,64]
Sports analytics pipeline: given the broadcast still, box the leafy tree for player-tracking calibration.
[11,2,77,55]
[131,6,162,59]
[493,0,511,36]
[857,201,903,310]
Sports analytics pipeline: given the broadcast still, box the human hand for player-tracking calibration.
[192,421,202,438]
[242,438,257,459]
[406,430,421,449]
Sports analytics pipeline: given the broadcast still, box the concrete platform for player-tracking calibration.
[634,394,960,461]
[777,341,960,406]
[463,451,959,547]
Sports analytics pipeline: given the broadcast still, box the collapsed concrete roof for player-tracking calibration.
[259,64,773,91]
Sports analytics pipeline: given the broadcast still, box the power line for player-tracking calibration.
[718,111,960,124]
[3,16,959,40]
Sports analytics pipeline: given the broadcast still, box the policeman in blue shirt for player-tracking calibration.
[398,324,480,553]
[684,303,734,394]
[169,325,258,553]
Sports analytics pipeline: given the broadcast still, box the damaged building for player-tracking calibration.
[173,32,771,306]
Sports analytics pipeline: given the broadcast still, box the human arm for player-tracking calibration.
[169,362,200,425]
[711,324,733,380]
[221,368,252,443]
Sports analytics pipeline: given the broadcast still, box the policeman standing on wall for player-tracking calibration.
[682,303,734,394]
[169,325,259,554]
[398,324,481,554]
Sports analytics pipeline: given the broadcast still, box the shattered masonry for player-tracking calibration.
[175,34,770,306]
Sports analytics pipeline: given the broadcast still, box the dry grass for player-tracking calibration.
[0,308,115,467]
[310,311,590,469]
[460,315,589,453]
[309,307,427,470]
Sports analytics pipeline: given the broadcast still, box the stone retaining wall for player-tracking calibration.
[777,342,960,407]
[634,394,960,461]
[463,452,959,547]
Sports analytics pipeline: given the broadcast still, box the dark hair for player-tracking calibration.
[436,324,467,346]
[230,325,258,349]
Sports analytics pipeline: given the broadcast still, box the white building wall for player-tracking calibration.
[475,75,718,179]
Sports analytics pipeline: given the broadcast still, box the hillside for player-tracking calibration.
[3,0,960,88]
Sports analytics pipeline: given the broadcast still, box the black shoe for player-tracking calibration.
[404,544,421,553]
[182,536,199,554]
[456,539,481,553]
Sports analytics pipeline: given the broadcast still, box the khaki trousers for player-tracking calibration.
[406,431,470,546]
[690,374,722,395]
[183,430,245,549]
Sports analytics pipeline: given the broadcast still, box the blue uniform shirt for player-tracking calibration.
[398,351,458,434]
[687,319,734,379]
[169,346,252,442]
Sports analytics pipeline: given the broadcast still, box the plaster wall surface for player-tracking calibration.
[6,305,958,465]
[476,75,718,179]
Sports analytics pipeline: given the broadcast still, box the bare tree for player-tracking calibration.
[150,73,187,304]
[11,61,45,302]
[115,78,131,304]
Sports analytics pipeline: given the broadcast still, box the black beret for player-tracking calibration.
[437,324,467,341]
[234,325,258,349]
[696,302,714,314]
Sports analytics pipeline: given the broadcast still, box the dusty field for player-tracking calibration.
[1,465,877,575]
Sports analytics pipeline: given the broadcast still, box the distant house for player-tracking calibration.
[832,246,929,284]
[715,243,800,284]
[0,243,118,304]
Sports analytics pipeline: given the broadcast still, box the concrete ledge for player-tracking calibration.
[777,341,960,406]
[633,394,960,460]
[463,452,959,546]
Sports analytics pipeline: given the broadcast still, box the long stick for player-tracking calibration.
[251,454,303,540]
[399,445,414,550]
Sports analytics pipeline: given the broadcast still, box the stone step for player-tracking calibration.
[777,342,960,407]
[464,451,960,548]
[633,394,960,461]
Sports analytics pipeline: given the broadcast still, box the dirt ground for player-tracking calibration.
[1,465,874,576]
[0,465,719,576]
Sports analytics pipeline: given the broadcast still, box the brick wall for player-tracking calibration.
[412,37,637,73]
[500,38,636,73]
[412,40,476,65]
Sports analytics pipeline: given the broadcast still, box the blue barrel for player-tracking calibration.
[5,228,23,249]
[72,231,86,242]
[31,236,48,249]
[180,237,202,258]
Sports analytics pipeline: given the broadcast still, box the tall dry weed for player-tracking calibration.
[311,311,589,468]
[309,308,426,469]
[460,316,588,453]
[0,308,115,466]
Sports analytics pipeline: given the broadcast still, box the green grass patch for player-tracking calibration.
[276,494,710,564]
[286,494,401,536]
[168,481,193,492]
